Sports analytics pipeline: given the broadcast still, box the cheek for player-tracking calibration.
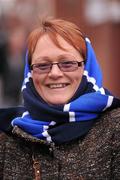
[34,78,40,86]
[32,74,42,89]
[73,69,84,84]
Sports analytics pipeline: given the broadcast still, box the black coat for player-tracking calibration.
[0,108,120,180]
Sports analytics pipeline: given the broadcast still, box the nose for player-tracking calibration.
[48,64,63,79]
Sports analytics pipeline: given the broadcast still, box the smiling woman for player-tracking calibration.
[27,18,86,105]
[30,34,85,105]
[0,18,120,180]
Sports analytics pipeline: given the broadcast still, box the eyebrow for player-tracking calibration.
[57,54,76,60]
[33,54,76,62]
[33,56,50,63]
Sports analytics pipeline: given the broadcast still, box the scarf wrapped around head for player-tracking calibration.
[11,38,120,144]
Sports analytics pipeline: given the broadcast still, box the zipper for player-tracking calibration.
[32,153,41,180]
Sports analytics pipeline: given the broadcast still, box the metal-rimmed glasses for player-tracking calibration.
[30,60,85,74]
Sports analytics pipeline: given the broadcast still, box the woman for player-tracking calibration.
[0,18,120,180]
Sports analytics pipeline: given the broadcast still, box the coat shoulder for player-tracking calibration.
[0,132,9,143]
[104,108,120,130]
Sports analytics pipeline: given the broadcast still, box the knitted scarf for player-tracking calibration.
[11,38,120,144]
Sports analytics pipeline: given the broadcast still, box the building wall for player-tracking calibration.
[55,0,120,97]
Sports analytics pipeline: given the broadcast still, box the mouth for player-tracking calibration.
[46,83,70,89]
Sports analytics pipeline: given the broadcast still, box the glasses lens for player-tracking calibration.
[32,63,51,73]
[31,61,82,74]
[59,61,78,72]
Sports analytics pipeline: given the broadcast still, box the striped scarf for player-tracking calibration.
[11,38,120,144]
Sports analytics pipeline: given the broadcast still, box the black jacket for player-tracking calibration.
[0,108,120,179]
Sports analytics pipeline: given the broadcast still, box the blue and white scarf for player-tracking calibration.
[11,38,120,144]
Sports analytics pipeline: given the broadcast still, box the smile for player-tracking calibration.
[47,83,69,89]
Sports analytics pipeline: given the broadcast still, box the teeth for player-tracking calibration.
[48,84,67,89]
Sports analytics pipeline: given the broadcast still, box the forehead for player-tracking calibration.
[32,34,81,62]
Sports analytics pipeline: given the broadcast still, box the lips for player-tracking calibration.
[47,83,69,89]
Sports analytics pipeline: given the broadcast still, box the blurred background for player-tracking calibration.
[0,0,120,107]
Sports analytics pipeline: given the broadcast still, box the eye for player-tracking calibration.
[60,61,76,67]
[36,63,51,70]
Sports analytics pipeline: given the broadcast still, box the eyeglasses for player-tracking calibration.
[30,60,85,74]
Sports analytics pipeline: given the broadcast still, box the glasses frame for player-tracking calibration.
[30,60,85,74]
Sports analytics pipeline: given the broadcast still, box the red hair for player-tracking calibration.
[27,18,86,64]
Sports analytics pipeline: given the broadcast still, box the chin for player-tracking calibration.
[47,99,69,105]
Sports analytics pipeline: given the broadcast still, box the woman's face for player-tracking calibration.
[31,34,84,105]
